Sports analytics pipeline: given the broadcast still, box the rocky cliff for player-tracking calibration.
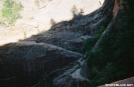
[0,0,134,87]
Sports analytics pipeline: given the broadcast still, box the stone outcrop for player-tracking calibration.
[113,0,125,18]
[0,0,111,86]
[0,41,83,87]
[53,59,90,87]
[1,0,132,87]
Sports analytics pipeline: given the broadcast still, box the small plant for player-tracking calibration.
[1,0,22,25]
[84,39,92,56]
[84,25,105,57]
[94,25,105,40]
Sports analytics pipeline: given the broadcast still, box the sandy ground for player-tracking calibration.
[0,0,104,46]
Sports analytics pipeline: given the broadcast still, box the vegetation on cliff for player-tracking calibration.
[86,0,134,86]
[0,0,134,87]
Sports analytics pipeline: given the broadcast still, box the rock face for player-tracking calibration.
[0,0,104,86]
[50,0,115,87]
[51,0,134,87]
[1,0,129,87]
[113,0,125,18]
[0,41,83,87]
[53,59,90,87]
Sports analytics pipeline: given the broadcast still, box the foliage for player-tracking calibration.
[84,25,105,56]
[84,39,92,56]
[89,63,124,87]
[1,0,22,25]
[94,26,105,41]
[39,73,53,87]
[86,0,134,86]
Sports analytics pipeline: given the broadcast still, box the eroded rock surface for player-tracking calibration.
[0,0,117,87]
[0,41,83,87]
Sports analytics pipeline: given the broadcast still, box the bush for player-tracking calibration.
[1,0,22,25]
[94,25,105,41]
[84,25,106,57]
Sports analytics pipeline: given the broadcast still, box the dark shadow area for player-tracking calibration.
[0,2,113,87]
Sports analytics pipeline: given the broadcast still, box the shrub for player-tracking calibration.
[94,25,105,41]
[1,0,22,25]
[84,25,106,57]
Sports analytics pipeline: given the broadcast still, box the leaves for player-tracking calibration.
[1,0,22,24]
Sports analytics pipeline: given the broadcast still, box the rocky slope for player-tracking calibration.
[0,0,134,87]
[0,0,105,87]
